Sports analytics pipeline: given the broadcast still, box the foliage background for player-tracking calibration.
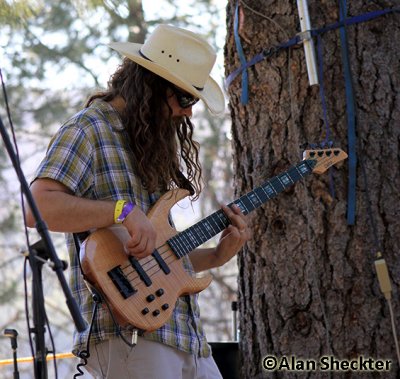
[0,1,237,377]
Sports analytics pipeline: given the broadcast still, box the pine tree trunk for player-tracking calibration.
[224,1,400,378]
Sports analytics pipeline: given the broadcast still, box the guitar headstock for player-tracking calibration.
[303,148,348,174]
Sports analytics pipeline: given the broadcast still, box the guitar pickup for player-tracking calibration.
[108,266,136,299]
[152,251,171,275]
[129,257,152,287]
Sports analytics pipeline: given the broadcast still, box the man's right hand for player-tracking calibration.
[122,206,157,259]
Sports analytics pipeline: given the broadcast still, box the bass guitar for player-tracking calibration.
[82,148,347,331]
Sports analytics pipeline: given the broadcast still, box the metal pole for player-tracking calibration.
[4,329,20,379]
[231,301,239,342]
[296,0,319,86]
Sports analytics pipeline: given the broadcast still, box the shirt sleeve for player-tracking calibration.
[35,123,94,196]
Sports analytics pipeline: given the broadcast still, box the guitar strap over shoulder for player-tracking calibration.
[176,169,195,196]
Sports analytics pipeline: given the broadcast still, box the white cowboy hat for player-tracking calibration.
[108,24,225,115]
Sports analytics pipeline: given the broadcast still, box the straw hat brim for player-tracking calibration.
[108,42,225,115]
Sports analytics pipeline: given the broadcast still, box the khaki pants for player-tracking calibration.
[84,336,223,379]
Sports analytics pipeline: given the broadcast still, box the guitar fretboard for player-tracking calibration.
[167,159,316,258]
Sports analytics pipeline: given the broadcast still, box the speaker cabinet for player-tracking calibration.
[209,342,240,379]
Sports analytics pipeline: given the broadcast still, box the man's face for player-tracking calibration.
[166,87,198,119]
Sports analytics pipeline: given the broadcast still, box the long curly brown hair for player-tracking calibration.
[86,58,202,199]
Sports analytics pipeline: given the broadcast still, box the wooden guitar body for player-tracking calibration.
[82,188,212,332]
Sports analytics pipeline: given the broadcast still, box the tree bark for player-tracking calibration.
[225,1,400,378]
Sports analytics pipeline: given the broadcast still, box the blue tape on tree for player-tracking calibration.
[234,1,249,105]
[226,6,399,91]
[339,0,357,225]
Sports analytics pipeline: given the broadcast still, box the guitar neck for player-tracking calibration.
[167,158,316,258]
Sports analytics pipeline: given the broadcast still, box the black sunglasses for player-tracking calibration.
[172,86,200,109]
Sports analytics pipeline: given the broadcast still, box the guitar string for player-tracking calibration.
[121,245,174,282]
[115,153,336,288]
[121,234,217,288]
[121,228,217,286]
[121,244,193,288]
[117,153,336,286]
[119,212,224,280]
[119,207,231,284]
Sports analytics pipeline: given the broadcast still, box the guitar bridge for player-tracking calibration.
[108,266,137,299]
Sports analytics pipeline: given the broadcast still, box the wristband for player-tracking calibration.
[114,201,135,224]
[114,200,126,224]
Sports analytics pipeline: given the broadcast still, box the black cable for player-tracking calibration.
[23,257,35,368]
[1,66,60,378]
[72,233,137,378]
[73,295,100,379]
[1,65,37,372]
[0,69,18,155]
[45,312,58,379]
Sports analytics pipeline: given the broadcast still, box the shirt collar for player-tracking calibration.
[89,98,125,131]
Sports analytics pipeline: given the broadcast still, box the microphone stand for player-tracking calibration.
[4,329,20,379]
[0,114,86,379]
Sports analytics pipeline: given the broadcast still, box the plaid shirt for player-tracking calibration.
[34,99,211,357]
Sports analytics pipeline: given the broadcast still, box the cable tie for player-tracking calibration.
[297,30,313,42]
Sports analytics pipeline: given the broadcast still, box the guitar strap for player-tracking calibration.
[176,170,195,196]
[73,232,91,285]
